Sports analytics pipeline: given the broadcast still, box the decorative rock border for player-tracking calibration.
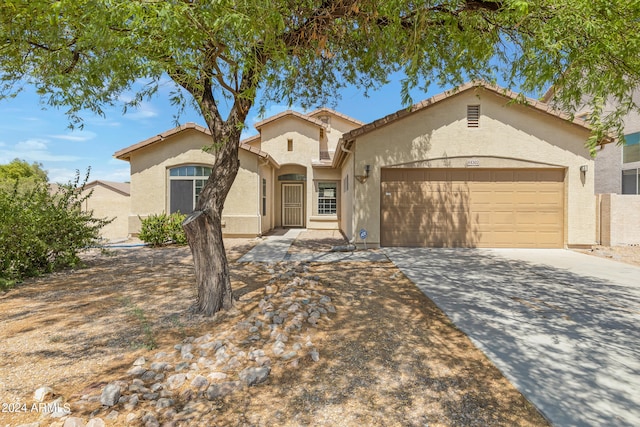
[27,262,335,426]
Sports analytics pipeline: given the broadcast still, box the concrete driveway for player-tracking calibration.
[385,248,640,427]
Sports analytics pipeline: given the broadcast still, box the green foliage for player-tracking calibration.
[2,1,640,146]
[0,159,48,193]
[138,212,187,247]
[0,170,111,290]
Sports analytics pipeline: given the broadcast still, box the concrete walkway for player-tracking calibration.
[237,229,388,263]
[385,248,640,427]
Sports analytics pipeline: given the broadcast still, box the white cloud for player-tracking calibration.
[16,138,48,151]
[47,165,130,185]
[97,167,130,182]
[49,131,97,142]
[0,138,82,163]
[123,102,158,120]
[47,168,80,184]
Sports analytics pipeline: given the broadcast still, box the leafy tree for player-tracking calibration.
[0,158,48,192]
[0,170,111,289]
[1,0,639,315]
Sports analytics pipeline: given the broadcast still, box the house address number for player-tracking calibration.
[466,159,480,167]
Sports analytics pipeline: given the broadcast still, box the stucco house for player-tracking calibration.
[543,89,640,195]
[81,180,130,241]
[541,89,640,246]
[114,82,600,248]
[114,123,281,237]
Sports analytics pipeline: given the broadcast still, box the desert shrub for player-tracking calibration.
[138,212,187,247]
[0,171,111,290]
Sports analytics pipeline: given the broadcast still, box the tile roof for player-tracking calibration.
[114,122,210,160]
[341,81,594,142]
[85,180,131,196]
[307,107,365,126]
[253,110,327,130]
[333,81,605,168]
[113,122,279,168]
[239,144,280,168]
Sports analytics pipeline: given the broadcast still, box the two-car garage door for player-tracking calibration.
[381,168,565,248]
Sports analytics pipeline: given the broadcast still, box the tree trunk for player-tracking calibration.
[183,209,233,315]
[181,113,245,316]
[178,71,258,316]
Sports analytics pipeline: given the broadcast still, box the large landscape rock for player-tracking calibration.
[206,381,242,400]
[239,366,271,386]
[100,383,121,407]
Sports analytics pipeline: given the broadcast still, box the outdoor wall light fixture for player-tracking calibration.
[356,164,371,183]
[580,165,588,173]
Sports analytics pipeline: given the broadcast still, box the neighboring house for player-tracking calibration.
[543,89,640,195]
[543,88,640,246]
[81,180,130,241]
[115,82,599,248]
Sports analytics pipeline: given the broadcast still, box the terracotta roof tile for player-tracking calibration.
[114,122,278,168]
[114,122,210,160]
[253,110,326,130]
[85,180,131,196]
[307,107,365,126]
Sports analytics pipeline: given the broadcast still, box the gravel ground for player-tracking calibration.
[0,232,551,426]
[575,245,640,267]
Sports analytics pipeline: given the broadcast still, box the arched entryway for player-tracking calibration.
[277,165,307,228]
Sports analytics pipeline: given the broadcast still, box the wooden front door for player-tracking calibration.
[282,183,304,227]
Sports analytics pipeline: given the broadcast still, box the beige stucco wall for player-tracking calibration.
[261,117,343,229]
[258,161,274,234]
[238,112,361,230]
[308,111,361,159]
[340,156,355,239]
[221,148,262,237]
[599,194,640,245]
[261,117,322,164]
[127,129,216,234]
[82,185,130,241]
[348,89,596,248]
[125,128,273,237]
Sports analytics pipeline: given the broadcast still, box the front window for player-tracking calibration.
[317,182,337,215]
[169,165,212,214]
[623,132,640,164]
[622,169,640,195]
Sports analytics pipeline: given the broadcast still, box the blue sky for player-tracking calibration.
[0,75,488,184]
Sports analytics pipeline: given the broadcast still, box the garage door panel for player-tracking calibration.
[537,231,563,244]
[381,168,564,248]
[493,170,517,181]
[468,170,493,181]
[423,170,448,181]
